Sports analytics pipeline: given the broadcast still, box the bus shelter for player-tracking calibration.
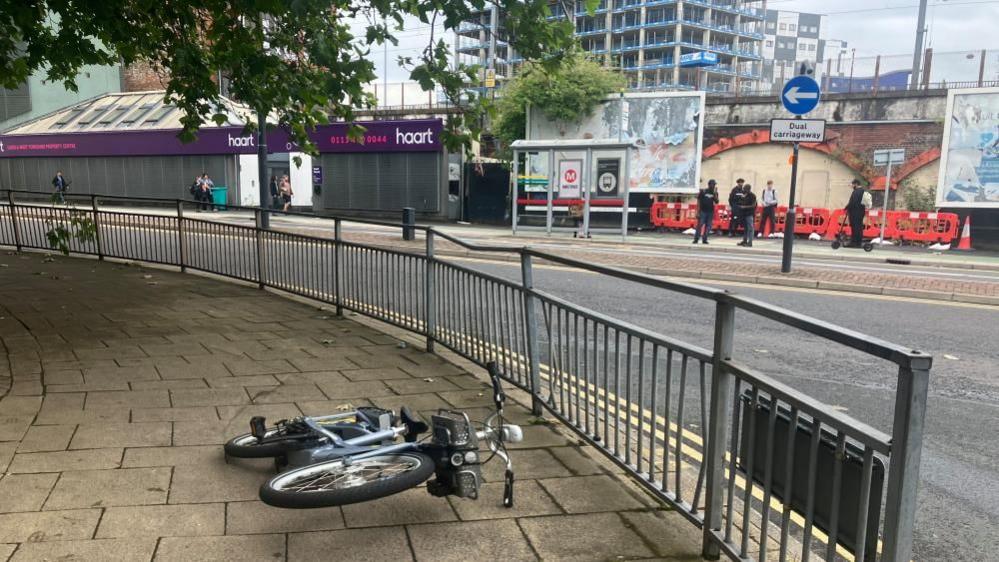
[510,139,638,241]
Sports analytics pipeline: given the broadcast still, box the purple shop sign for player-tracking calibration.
[0,119,443,158]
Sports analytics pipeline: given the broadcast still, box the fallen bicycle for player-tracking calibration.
[224,361,523,508]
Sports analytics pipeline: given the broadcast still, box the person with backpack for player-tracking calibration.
[693,179,719,244]
[52,171,69,204]
[737,183,758,247]
[844,179,868,247]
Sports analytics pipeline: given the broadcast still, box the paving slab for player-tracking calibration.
[226,500,345,535]
[0,473,59,512]
[96,503,225,538]
[0,509,102,543]
[8,448,123,473]
[44,467,171,509]
[288,527,412,562]
[407,519,537,562]
[8,538,158,561]
[155,534,286,562]
[518,512,657,561]
[69,421,172,449]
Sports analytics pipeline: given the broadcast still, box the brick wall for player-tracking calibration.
[704,121,943,182]
[121,61,168,92]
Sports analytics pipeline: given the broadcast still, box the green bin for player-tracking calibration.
[210,186,228,210]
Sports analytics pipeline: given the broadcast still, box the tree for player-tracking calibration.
[0,0,594,153]
[493,51,625,155]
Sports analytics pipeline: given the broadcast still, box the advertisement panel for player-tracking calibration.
[937,88,999,207]
[527,92,705,194]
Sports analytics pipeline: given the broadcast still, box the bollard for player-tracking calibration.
[402,207,416,241]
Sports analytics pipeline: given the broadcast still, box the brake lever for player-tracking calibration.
[503,469,515,508]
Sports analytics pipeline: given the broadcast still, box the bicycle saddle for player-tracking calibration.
[400,406,429,442]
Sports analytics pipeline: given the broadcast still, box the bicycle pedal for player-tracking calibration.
[249,416,267,439]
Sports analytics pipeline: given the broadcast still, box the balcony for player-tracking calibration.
[610,42,643,53]
[577,27,609,36]
[613,0,643,13]
[643,18,678,28]
[611,23,645,33]
[641,58,675,70]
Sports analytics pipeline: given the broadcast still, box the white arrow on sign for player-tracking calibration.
[784,86,819,105]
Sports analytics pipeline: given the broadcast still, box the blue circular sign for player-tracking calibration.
[781,75,821,115]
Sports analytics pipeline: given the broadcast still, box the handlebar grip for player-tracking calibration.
[503,469,514,508]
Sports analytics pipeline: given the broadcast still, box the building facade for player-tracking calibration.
[760,9,848,91]
[456,0,766,93]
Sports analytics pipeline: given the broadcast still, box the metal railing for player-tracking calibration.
[0,189,931,562]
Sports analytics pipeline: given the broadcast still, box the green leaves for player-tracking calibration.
[0,0,574,156]
[493,51,625,157]
[45,206,97,256]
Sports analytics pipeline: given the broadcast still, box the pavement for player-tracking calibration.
[93,205,999,305]
[0,251,706,562]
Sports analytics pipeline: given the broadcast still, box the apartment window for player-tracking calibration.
[799,43,807,51]
[808,44,816,51]
[766,22,776,30]
[779,23,786,31]
[788,24,796,32]
[766,40,773,48]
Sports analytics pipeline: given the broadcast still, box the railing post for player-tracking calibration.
[702,298,736,560]
[425,229,436,352]
[7,190,22,252]
[91,194,104,261]
[520,252,543,416]
[334,218,343,316]
[254,209,266,289]
[882,359,931,562]
[176,200,187,272]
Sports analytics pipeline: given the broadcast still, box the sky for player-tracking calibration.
[366,0,999,83]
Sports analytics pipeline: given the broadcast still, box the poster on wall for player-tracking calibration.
[558,160,582,198]
[937,88,999,207]
[527,92,704,194]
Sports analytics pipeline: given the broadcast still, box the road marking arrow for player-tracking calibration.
[784,86,819,105]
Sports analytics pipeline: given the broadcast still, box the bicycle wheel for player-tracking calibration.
[224,428,320,458]
[259,451,436,508]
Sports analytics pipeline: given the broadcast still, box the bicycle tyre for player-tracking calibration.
[223,429,319,458]
[259,451,436,508]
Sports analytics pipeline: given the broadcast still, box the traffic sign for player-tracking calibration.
[873,149,906,166]
[770,119,826,143]
[780,75,821,115]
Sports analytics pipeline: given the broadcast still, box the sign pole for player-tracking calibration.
[781,139,800,273]
[880,161,893,243]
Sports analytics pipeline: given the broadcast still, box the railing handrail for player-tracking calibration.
[0,187,929,368]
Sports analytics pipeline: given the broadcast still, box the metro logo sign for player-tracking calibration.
[558,160,582,198]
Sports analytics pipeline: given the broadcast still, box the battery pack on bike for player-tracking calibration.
[428,410,482,500]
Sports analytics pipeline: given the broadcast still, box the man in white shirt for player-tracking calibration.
[759,180,779,237]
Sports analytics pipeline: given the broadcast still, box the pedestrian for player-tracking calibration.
[269,175,279,209]
[844,179,867,248]
[51,170,69,203]
[693,179,719,244]
[759,180,778,238]
[279,175,293,212]
[738,183,757,246]
[727,178,745,237]
[200,173,216,211]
